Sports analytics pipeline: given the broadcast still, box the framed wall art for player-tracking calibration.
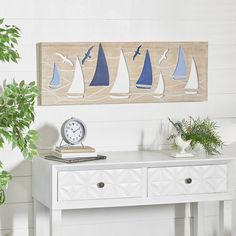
[37,42,208,105]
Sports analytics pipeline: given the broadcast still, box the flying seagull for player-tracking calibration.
[159,49,169,64]
[82,46,94,64]
[55,53,73,66]
[133,44,142,61]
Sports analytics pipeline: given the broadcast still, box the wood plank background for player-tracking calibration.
[38,42,208,105]
[0,0,236,235]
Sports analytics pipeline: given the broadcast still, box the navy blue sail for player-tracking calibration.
[89,43,109,86]
[136,50,153,89]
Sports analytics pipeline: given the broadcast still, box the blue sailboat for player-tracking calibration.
[172,46,187,80]
[136,50,153,89]
[49,64,60,88]
[89,43,109,86]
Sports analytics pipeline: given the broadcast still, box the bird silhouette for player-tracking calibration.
[133,44,142,60]
[159,49,169,64]
[82,46,94,64]
[55,53,73,66]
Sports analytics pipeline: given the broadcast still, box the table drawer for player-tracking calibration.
[148,165,227,197]
[58,168,145,201]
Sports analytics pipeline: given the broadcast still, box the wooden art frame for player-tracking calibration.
[37,42,208,105]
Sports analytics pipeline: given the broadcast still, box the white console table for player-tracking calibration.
[32,151,235,236]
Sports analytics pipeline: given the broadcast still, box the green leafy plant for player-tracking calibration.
[168,117,224,155]
[0,81,39,158]
[0,18,20,63]
[0,162,12,204]
[0,19,38,205]
[0,81,39,205]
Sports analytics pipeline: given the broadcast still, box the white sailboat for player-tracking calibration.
[67,57,85,98]
[153,71,165,98]
[185,57,198,94]
[110,50,130,99]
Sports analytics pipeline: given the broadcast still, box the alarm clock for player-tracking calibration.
[60,117,86,145]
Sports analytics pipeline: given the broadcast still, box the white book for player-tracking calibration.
[56,146,96,153]
[52,150,97,159]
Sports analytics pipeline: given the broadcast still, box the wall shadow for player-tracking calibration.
[36,123,59,156]
[138,120,172,151]
[222,142,236,156]
[1,123,59,235]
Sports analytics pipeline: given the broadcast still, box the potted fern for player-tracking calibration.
[0,18,38,204]
[168,117,223,155]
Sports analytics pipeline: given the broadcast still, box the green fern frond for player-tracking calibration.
[168,117,223,155]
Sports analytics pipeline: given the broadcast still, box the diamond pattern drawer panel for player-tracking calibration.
[148,165,227,197]
[58,168,145,201]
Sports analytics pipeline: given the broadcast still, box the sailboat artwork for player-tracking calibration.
[185,57,199,94]
[67,57,85,98]
[89,43,109,86]
[39,42,207,105]
[110,50,130,99]
[136,50,153,89]
[153,72,165,98]
[172,46,187,80]
[49,63,60,88]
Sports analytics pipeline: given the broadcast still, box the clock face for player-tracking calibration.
[61,118,86,145]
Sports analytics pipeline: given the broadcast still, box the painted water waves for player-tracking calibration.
[38,42,208,105]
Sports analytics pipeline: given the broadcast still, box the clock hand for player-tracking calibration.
[73,128,80,133]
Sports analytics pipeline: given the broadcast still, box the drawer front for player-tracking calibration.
[148,165,227,197]
[58,168,145,201]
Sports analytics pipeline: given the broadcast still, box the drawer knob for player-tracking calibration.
[97,182,105,188]
[185,178,192,184]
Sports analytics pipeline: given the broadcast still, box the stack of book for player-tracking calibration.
[52,146,97,159]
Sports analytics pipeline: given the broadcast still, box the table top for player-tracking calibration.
[34,150,235,170]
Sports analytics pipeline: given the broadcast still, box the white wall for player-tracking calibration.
[0,0,236,235]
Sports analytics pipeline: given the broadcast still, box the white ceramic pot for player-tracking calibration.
[175,135,191,154]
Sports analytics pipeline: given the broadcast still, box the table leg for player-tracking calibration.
[184,203,191,236]
[218,200,234,236]
[33,199,49,236]
[193,202,204,236]
[50,209,62,236]
[218,201,225,236]
[232,197,236,236]
[33,199,40,236]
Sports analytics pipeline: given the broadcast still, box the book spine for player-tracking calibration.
[52,151,97,159]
